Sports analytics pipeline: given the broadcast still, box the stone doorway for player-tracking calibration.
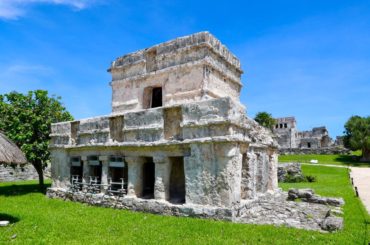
[142,158,155,198]
[169,157,185,204]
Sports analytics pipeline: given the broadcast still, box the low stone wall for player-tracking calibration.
[47,188,344,232]
[46,188,234,221]
[0,164,51,182]
[279,147,350,155]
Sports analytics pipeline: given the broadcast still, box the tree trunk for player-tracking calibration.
[33,161,44,189]
[360,147,370,162]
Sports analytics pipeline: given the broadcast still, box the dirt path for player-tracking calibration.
[300,163,348,168]
[350,167,370,214]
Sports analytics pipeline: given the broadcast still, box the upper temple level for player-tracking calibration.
[108,32,244,113]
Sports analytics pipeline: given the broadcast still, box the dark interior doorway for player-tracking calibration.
[142,158,155,198]
[169,157,185,204]
[109,167,127,191]
[151,87,162,108]
[70,157,83,190]
[71,165,83,179]
[90,165,102,184]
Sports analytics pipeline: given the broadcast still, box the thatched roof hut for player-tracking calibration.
[0,132,27,165]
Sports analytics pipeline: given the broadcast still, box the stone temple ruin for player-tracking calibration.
[47,32,344,231]
[273,117,348,155]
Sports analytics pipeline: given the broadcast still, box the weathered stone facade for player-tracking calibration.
[48,32,278,214]
[47,32,343,231]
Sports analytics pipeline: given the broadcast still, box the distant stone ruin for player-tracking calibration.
[273,117,348,154]
[47,32,343,231]
[0,164,50,182]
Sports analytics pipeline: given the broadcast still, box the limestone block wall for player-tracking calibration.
[184,143,242,208]
[50,97,246,148]
[111,66,205,113]
[50,122,71,145]
[50,149,70,189]
[109,32,243,114]
[78,117,110,144]
[124,109,164,142]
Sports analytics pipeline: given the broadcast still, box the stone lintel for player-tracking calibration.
[98,156,109,161]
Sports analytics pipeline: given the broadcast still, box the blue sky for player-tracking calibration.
[0,0,369,138]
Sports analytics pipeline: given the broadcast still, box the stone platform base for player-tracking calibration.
[47,188,343,232]
[46,188,234,221]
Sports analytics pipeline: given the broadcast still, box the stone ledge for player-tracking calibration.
[109,32,241,72]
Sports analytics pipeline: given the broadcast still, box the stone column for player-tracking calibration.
[153,156,171,201]
[246,150,257,199]
[81,156,89,191]
[267,149,278,191]
[125,156,145,197]
[99,155,109,193]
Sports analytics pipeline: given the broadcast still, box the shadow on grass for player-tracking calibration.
[335,155,370,167]
[0,183,51,197]
[0,213,20,224]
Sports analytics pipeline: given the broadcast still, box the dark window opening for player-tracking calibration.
[70,157,83,190]
[142,158,155,199]
[280,124,283,128]
[169,157,186,204]
[88,156,102,184]
[307,142,311,148]
[284,123,287,128]
[275,124,278,129]
[151,87,162,108]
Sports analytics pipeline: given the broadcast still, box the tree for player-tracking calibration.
[254,112,276,130]
[343,115,370,162]
[0,90,73,188]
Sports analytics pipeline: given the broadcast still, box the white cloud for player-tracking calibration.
[0,0,98,20]
[6,64,54,75]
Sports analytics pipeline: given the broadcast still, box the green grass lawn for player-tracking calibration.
[279,153,370,167]
[1,165,369,244]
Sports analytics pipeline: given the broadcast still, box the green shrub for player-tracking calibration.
[305,175,317,183]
